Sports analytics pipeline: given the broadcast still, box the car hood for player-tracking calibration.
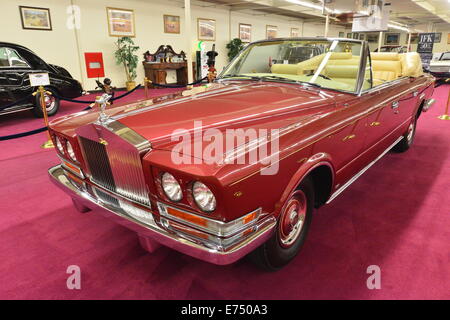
[51,81,339,156]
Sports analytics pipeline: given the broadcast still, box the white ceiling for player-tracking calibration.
[194,0,450,30]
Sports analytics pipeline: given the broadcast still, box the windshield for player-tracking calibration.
[220,39,366,93]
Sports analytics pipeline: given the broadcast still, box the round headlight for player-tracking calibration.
[161,172,183,201]
[55,136,64,154]
[66,141,77,162]
[192,181,216,212]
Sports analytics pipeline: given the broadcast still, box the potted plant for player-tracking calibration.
[114,37,140,91]
[226,38,244,62]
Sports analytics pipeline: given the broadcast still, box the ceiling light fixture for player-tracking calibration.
[387,23,410,32]
[285,0,341,15]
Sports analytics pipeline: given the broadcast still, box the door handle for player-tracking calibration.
[342,134,356,142]
[391,101,399,114]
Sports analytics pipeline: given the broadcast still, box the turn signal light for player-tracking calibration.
[158,202,261,237]
[60,157,83,178]
[166,206,208,227]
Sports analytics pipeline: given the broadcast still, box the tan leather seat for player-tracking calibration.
[271,52,360,75]
[399,52,423,77]
[270,64,299,75]
[324,65,359,89]
[371,52,402,83]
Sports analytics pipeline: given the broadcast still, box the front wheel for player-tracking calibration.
[32,88,60,118]
[393,116,416,153]
[249,177,314,271]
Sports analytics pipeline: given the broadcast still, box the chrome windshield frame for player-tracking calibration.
[218,37,369,96]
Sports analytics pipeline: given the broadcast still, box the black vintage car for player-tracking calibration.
[0,42,83,117]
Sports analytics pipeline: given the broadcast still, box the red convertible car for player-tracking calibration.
[48,38,435,270]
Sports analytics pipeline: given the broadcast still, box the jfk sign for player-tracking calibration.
[417,33,435,53]
[417,33,435,71]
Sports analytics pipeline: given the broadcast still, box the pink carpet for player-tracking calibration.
[0,86,449,300]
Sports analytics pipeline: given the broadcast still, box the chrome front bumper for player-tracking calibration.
[48,165,276,265]
[423,98,436,112]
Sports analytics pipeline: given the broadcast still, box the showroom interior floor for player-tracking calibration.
[0,85,449,299]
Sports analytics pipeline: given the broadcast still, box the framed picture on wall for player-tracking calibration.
[434,32,442,43]
[367,33,379,43]
[291,28,300,38]
[385,33,400,45]
[266,25,277,39]
[407,33,419,44]
[239,23,251,42]
[339,32,345,38]
[164,15,180,34]
[106,7,135,37]
[347,33,352,38]
[19,6,52,31]
[198,18,216,41]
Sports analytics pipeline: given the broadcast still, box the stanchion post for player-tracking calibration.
[144,77,150,99]
[437,81,450,120]
[35,85,54,149]
[95,96,101,110]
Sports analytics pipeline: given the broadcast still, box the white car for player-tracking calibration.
[429,52,450,79]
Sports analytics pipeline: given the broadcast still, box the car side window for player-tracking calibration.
[6,48,29,67]
[0,48,9,67]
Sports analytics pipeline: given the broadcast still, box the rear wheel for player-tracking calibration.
[32,88,60,118]
[393,116,416,153]
[249,177,314,271]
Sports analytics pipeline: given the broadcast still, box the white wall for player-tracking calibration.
[1,0,349,90]
[2,0,80,82]
[3,0,447,91]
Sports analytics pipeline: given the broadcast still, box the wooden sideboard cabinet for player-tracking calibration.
[143,61,196,89]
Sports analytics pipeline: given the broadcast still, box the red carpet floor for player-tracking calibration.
[0,86,449,300]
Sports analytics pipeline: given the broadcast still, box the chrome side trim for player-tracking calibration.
[327,136,403,204]
[361,77,410,95]
[0,106,33,116]
[423,98,435,112]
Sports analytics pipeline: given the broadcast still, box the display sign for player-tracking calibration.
[352,1,390,32]
[84,52,105,78]
[196,41,208,79]
[417,33,435,53]
[29,73,50,86]
[417,33,435,71]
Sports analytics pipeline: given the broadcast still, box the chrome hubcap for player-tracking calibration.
[279,190,307,248]
[44,94,55,111]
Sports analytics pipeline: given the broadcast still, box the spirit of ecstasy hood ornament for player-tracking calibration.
[96,93,112,124]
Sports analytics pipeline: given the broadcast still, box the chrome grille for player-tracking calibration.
[79,136,116,192]
[77,122,151,207]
